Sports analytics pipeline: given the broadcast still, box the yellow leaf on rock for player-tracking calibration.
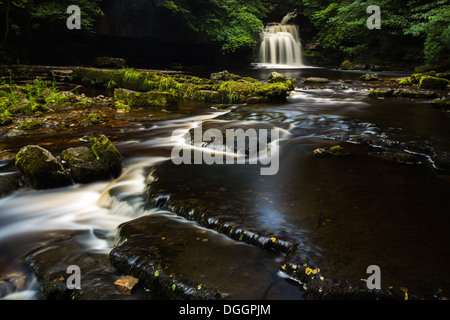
[305,267,313,275]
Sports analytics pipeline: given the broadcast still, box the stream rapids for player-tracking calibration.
[0,67,449,300]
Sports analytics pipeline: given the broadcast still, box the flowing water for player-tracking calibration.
[0,67,449,299]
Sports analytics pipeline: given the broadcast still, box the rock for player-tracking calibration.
[431,150,450,173]
[359,73,382,81]
[114,276,139,295]
[61,135,123,183]
[432,98,450,109]
[368,151,422,164]
[313,145,350,157]
[114,88,177,107]
[368,89,438,99]
[192,90,222,102]
[0,173,20,198]
[268,72,294,90]
[419,76,449,90]
[398,78,413,86]
[436,72,450,80]
[15,145,72,190]
[339,60,355,70]
[210,70,241,81]
[94,57,126,69]
[304,77,329,84]
[4,129,27,137]
[78,113,105,127]
[91,135,123,178]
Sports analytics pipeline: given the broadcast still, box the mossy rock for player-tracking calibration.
[61,136,123,183]
[268,72,294,91]
[210,70,242,81]
[114,88,176,107]
[72,68,122,88]
[61,146,113,183]
[368,89,394,98]
[304,77,329,84]
[398,78,412,86]
[435,72,450,80]
[91,135,123,178]
[313,145,350,157]
[15,145,72,190]
[432,98,450,109]
[94,57,126,69]
[339,60,355,70]
[369,89,438,99]
[18,119,42,130]
[78,113,105,127]
[368,151,421,164]
[418,76,449,90]
[359,73,382,81]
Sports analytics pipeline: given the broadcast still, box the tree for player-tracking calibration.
[1,0,27,45]
[154,0,268,54]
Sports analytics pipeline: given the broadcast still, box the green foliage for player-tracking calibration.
[155,0,267,53]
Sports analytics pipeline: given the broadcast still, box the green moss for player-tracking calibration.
[419,76,449,89]
[368,89,394,98]
[0,115,13,126]
[432,98,450,109]
[15,145,72,190]
[398,78,412,86]
[359,74,381,81]
[19,119,41,130]
[73,68,292,105]
[369,89,438,99]
[340,60,355,70]
[436,72,450,80]
[78,113,105,127]
[114,88,177,107]
[91,135,123,177]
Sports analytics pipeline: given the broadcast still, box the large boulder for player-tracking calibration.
[15,145,72,190]
[418,76,449,90]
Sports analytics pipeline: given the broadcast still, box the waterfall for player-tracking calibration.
[257,12,304,68]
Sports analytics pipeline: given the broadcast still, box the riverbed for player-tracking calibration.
[0,66,449,300]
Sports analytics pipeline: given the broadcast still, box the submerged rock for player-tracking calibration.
[313,145,350,157]
[114,276,139,295]
[368,151,422,164]
[15,145,72,190]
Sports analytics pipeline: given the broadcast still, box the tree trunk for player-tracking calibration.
[2,0,11,45]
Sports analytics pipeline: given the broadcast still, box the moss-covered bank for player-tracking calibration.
[71,68,292,105]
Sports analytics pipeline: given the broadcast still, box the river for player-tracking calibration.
[0,66,449,300]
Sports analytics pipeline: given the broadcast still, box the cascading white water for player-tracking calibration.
[258,12,304,67]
